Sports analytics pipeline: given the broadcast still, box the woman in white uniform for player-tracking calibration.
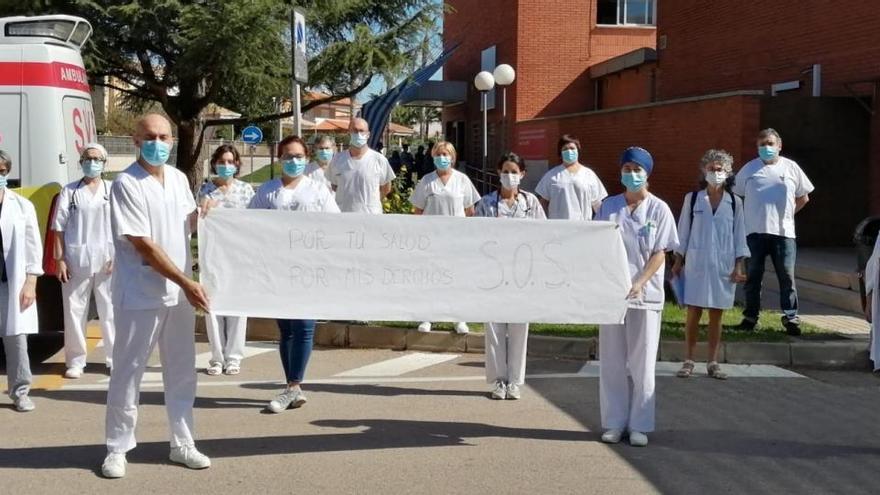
[672,150,748,380]
[306,135,335,194]
[0,149,43,412]
[249,135,340,413]
[198,144,255,376]
[52,143,115,379]
[863,237,880,373]
[410,141,480,334]
[535,134,608,220]
[596,146,678,447]
[475,152,546,400]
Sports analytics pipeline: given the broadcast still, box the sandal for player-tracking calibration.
[206,363,223,376]
[224,364,241,375]
[676,360,695,378]
[707,362,728,380]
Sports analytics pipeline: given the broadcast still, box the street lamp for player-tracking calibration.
[474,70,495,173]
[493,64,516,153]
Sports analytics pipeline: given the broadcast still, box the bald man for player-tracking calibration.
[102,113,211,478]
[327,118,396,214]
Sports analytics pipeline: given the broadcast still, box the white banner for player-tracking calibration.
[198,210,631,324]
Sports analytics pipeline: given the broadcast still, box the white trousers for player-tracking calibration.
[62,270,114,369]
[206,313,247,367]
[484,322,529,385]
[599,308,661,433]
[105,302,197,453]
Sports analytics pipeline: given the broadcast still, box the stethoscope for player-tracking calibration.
[494,189,530,217]
[70,177,109,211]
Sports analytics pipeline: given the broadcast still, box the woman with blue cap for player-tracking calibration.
[595,146,679,447]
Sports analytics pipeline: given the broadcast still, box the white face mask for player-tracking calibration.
[705,170,728,186]
[499,172,521,189]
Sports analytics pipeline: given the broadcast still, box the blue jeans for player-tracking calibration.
[743,234,799,323]
[277,319,315,383]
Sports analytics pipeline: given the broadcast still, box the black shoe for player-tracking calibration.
[735,318,757,331]
[782,317,801,336]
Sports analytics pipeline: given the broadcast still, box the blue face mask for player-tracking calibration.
[81,159,104,178]
[140,139,172,166]
[621,171,648,192]
[316,149,334,162]
[0,175,7,190]
[283,157,308,177]
[216,164,237,179]
[433,155,452,170]
[350,132,369,148]
[758,145,778,162]
[561,148,578,164]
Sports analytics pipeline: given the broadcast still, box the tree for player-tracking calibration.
[4,0,441,189]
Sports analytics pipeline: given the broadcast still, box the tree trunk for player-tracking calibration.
[175,118,206,193]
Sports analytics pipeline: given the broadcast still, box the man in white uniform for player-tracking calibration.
[733,128,814,335]
[328,118,396,214]
[101,114,211,479]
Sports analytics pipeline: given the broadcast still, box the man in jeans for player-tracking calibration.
[733,128,815,335]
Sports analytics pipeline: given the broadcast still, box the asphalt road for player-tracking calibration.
[2,334,880,494]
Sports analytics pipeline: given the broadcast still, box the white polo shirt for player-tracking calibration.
[327,148,396,214]
[732,156,815,238]
[110,162,196,310]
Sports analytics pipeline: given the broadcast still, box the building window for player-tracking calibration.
[597,0,656,26]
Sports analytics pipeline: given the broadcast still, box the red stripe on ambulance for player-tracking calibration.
[0,61,91,93]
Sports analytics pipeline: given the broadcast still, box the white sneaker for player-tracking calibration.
[101,452,126,478]
[454,322,470,334]
[629,431,649,447]
[601,429,624,444]
[417,322,432,333]
[64,367,83,379]
[169,445,211,469]
[267,387,308,413]
[14,395,35,412]
[490,380,506,400]
[506,383,521,400]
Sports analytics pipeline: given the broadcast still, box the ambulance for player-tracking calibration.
[0,14,96,332]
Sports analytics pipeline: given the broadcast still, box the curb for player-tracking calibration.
[196,317,871,369]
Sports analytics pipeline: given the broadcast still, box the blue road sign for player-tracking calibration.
[241,125,263,145]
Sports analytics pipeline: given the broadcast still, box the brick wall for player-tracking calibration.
[656,0,880,99]
[514,94,761,217]
[598,62,656,109]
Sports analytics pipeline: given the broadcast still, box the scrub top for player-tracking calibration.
[249,176,341,213]
[410,169,480,217]
[597,193,679,310]
[327,148,396,214]
[305,162,334,194]
[732,156,814,239]
[110,162,197,310]
[536,164,608,220]
[53,178,114,275]
[474,190,546,220]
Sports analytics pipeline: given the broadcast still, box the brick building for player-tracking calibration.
[442,0,880,245]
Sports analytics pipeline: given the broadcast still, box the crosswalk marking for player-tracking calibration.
[333,352,461,377]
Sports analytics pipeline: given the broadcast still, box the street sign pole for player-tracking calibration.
[291,5,308,138]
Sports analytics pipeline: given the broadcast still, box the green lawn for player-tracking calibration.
[239,162,280,184]
[372,303,836,342]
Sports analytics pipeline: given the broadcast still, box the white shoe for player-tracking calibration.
[267,387,308,413]
[629,431,649,447]
[14,395,35,412]
[505,383,521,400]
[601,429,624,444]
[206,363,223,376]
[417,322,432,333]
[64,367,83,379]
[169,445,211,469]
[490,380,506,400]
[101,452,126,478]
[454,322,470,334]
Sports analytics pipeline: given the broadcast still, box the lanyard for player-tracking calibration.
[494,190,529,218]
[70,179,108,211]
